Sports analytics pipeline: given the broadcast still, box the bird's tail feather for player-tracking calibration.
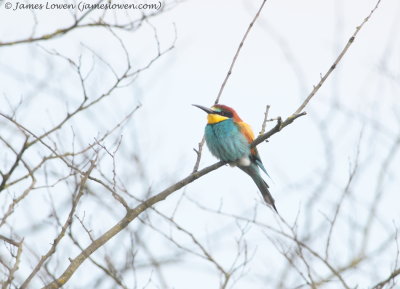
[239,164,277,212]
[255,159,272,179]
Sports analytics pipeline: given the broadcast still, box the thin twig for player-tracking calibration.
[21,160,97,289]
[2,240,24,289]
[36,1,383,287]
[0,234,20,247]
[294,0,382,114]
[215,0,268,104]
[42,105,306,289]
[324,131,362,260]
[371,267,400,289]
[193,0,269,171]
[192,137,205,173]
[259,105,271,135]
[0,136,29,192]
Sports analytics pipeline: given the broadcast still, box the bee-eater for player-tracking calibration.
[193,104,276,211]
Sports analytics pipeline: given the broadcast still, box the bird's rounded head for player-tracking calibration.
[193,104,242,124]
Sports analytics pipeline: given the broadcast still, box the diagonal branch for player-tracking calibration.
[42,109,302,289]
[371,267,400,289]
[41,1,382,287]
[21,160,97,289]
[294,0,382,115]
[0,136,29,192]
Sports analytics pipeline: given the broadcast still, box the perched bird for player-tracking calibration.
[193,104,276,211]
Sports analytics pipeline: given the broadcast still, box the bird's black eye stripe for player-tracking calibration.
[217,111,233,118]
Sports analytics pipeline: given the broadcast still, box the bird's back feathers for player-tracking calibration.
[236,121,270,178]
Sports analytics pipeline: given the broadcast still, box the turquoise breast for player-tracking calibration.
[204,119,250,162]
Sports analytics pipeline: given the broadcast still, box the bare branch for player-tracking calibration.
[371,268,400,289]
[215,0,269,104]
[259,105,271,136]
[41,105,307,289]
[0,136,29,192]
[192,137,205,173]
[294,0,382,114]
[21,160,97,289]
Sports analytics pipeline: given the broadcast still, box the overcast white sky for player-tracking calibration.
[1,0,400,288]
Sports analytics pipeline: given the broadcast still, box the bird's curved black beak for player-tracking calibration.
[192,104,214,114]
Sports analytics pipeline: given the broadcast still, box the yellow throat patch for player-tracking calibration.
[207,114,228,124]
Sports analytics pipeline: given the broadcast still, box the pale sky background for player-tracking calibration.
[0,0,400,288]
